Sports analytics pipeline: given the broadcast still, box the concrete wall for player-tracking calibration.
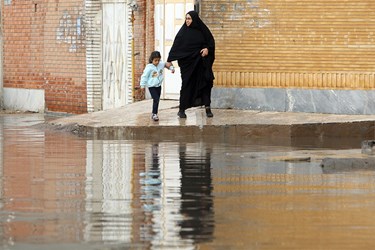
[3,88,44,112]
[212,88,375,115]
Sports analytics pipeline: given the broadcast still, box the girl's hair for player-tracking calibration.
[149,51,161,63]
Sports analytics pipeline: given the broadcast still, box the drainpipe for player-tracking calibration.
[129,0,138,102]
[0,2,3,109]
[131,11,135,102]
[194,0,201,14]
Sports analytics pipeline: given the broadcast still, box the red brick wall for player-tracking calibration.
[133,0,154,101]
[3,1,45,89]
[2,0,87,114]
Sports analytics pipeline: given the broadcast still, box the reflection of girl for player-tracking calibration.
[167,10,215,119]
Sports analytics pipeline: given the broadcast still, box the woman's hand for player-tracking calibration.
[166,62,175,73]
[200,48,208,57]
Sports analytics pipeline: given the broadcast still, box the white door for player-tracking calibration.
[102,1,131,110]
[155,0,194,100]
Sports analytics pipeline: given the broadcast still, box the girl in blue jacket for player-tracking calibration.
[140,51,175,121]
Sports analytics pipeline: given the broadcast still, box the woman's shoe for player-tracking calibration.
[205,107,214,118]
[178,110,187,118]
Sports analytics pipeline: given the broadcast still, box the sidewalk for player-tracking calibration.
[46,100,375,146]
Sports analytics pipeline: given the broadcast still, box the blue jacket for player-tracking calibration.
[140,62,166,88]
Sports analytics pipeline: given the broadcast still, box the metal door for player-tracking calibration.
[102,1,131,110]
[155,0,194,100]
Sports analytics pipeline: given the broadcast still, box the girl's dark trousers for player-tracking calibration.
[148,86,161,114]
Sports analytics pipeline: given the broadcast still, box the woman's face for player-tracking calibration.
[185,14,192,27]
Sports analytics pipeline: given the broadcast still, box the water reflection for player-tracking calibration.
[139,143,162,246]
[1,114,87,247]
[3,114,375,249]
[178,143,214,243]
[84,141,133,244]
[137,142,214,249]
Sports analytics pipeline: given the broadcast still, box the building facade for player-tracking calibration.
[1,0,154,114]
[200,0,375,114]
[2,0,88,113]
[2,0,375,115]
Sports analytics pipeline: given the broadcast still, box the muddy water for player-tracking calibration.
[1,114,375,249]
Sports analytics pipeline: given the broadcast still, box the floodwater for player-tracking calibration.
[1,114,375,250]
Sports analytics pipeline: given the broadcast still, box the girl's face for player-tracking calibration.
[185,14,192,27]
[152,57,161,66]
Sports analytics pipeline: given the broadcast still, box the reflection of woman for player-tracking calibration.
[178,143,214,243]
[167,10,215,119]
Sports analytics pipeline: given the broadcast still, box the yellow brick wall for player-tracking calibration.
[202,0,375,90]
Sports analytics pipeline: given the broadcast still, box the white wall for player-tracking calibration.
[3,88,45,113]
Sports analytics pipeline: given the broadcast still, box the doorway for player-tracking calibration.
[154,0,194,100]
[102,1,132,110]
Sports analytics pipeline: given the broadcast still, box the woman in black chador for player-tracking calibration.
[167,10,215,119]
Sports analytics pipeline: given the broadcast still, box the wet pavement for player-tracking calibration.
[2,104,375,249]
[46,99,375,147]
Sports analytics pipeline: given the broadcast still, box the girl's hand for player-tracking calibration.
[200,48,208,57]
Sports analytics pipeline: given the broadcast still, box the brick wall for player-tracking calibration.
[133,0,154,101]
[3,1,45,89]
[3,0,87,114]
[202,0,375,90]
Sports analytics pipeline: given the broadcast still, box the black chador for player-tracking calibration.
[167,10,215,111]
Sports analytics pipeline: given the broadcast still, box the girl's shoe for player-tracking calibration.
[151,114,159,121]
[205,106,214,118]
